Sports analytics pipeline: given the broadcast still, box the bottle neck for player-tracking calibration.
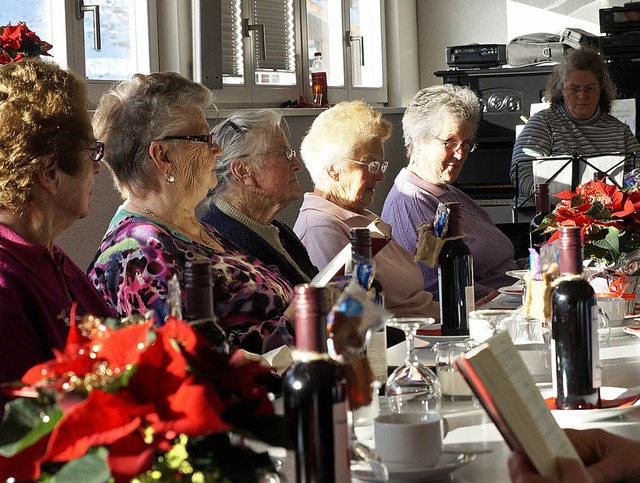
[295,285,329,353]
[184,261,215,320]
[535,193,550,214]
[447,215,463,237]
[559,228,583,275]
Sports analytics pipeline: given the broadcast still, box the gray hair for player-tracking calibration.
[207,110,284,198]
[402,85,481,159]
[92,72,215,193]
[300,100,392,187]
[544,47,616,113]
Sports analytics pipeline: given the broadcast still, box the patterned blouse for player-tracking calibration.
[87,207,295,354]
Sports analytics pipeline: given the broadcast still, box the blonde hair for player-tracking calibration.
[300,100,392,186]
[0,58,91,208]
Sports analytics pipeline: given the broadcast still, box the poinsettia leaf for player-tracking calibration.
[51,447,111,483]
[0,397,61,457]
[584,201,611,220]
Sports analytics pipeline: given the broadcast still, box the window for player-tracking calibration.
[218,0,386,106]
[2,0,157,106]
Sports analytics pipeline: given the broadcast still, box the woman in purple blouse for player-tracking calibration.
[381,85,520,301]
[87,72,295,354]
[0,60,114,409]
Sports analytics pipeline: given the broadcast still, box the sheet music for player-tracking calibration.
[533,154,625,199]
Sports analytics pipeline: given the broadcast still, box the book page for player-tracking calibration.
[461,332,580,477]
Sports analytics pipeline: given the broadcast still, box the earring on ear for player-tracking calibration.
[165,174,175,184]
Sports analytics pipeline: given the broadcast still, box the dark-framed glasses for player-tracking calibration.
[159,132,217,151]
[348,159,389,173]
[432,136,478,153]
[563,84,600,96]
[80,141,104,161]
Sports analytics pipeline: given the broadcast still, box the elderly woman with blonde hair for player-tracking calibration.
[88,72,295,354]
[200,110,317,287]
[293,100,439,319]
[0,59,113,414]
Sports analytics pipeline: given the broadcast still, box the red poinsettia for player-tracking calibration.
[0,313,283,482]
[0,22,52,65]
[539,180,640,264]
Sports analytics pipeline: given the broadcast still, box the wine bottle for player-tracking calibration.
[529,183,551,249]
[184,260,229,354]
[438,202,474,336]
[551,226,601,410]
[348,227,388,386]
[283,285,351,482]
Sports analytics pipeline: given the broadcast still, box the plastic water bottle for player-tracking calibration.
[311,52,328,107]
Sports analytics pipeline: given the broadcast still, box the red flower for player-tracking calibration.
[0,22,52,65]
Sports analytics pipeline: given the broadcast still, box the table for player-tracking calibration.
[381,325,640,482]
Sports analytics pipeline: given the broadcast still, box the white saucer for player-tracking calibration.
[541,387,640,424]
[498,285,524,296]
[352,452,475,482]
[506,269,529,280]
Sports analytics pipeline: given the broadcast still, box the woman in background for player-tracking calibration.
[201,110,317,287]
[88,72,294,354]
[510,47,640,205]
[381,84,520,302]
[293,100,439,319]
[0,59,113,409]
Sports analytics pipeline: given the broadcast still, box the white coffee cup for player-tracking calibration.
[373,412,447,470]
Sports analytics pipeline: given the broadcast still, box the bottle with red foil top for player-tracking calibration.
[551,226,601,409]
[529,183,551,249]
[283,285,351,482]
[311,52,328,107]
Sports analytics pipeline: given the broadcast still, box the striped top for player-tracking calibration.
[510,104,640,204]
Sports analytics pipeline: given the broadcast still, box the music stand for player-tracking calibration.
[513,149,637,213]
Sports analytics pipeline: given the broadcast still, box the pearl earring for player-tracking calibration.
[165,174,175,184]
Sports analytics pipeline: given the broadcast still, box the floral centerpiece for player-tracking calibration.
[538,179,640,265]
[0,307,291,482]
[0,21,52,64]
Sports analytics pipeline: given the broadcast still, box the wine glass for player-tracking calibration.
[385,317,442,413]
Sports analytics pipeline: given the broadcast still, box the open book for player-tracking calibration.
[454,331,582,478]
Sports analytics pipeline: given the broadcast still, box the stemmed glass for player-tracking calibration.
[385,317,442,413]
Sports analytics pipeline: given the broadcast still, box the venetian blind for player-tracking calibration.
[251,0,295,72]
[221,0,243,79]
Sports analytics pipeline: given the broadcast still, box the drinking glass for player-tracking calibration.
[385,317,442,413]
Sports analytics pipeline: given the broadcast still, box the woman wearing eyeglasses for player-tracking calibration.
[511,47,640,205]
[0,59,114,413]
[381,84,520,302]
[88,73,296,355]
[294,100,439,319]
[200,110,318,287]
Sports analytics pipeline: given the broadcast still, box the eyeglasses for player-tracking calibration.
[80,141,104,161]
[563,84,600,96]
[347,159,389,173]
[159,132,218,151]
[432,136,478,153]
[237,147,297,162]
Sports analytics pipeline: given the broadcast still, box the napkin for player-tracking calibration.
[544,392,640,410]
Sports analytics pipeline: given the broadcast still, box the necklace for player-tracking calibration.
[127,200,219,250]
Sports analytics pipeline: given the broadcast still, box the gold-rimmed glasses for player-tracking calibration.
[79,141,105,161]
[432,136,478,154]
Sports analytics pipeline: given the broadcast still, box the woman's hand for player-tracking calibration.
[508,429,640,483]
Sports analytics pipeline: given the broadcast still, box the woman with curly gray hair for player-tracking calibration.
[511,47,640,204]
[88,73,296,354]
[200,110,317,286]
[381,84,520,302]
[0,59,113,413]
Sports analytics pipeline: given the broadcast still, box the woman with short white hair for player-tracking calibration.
[294,100,439,319]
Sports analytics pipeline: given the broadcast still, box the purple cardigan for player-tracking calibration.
[0,224,114,393]
[381,168,519,300]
